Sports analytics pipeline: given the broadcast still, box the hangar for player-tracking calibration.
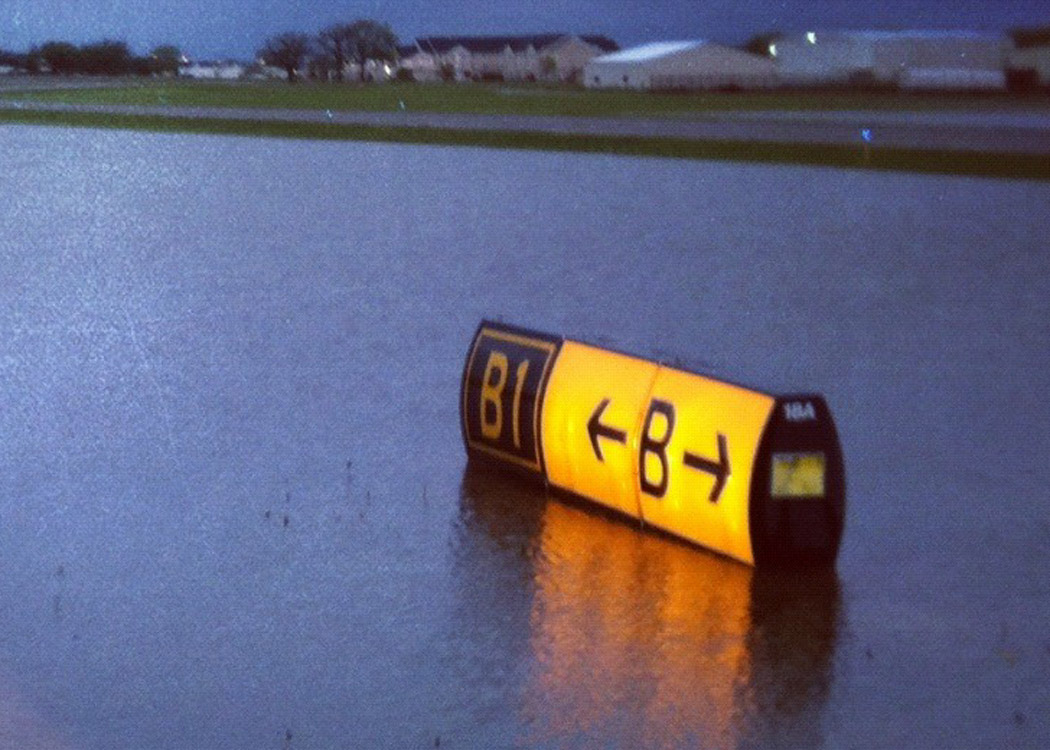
[771,30,1008,90]
[584,40,778,90]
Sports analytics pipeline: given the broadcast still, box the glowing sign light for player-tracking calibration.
[771,452,827,497]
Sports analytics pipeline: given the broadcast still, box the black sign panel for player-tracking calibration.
[461,322,561,474]
[748,395,846,566]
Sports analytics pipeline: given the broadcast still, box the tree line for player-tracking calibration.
[258,20,398,83]
[0,41,182,76]
[0,18,397,82]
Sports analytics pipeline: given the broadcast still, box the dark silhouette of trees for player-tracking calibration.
[318,24,354,82]
[33,39,157,76]
[315,20,398,82]
[6,19,401,83]
[1011,24,1050,48]
[258,32,312,82]
[287,19,396,82]
[343,20,398,81]
[149,45,183,77]
[39,41,80,74]
[0,48,21,67]
[78,40,133,75]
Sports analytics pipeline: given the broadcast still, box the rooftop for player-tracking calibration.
[415,34,618,55]
[592,41,705,64]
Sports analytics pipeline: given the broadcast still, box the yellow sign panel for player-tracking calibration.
[639,367,775,564]
[542,342,658,518]
[541,344,774,564]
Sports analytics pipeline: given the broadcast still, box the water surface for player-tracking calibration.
[1,126,1048,748]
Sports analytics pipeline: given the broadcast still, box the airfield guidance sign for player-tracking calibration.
[461,321,845,566]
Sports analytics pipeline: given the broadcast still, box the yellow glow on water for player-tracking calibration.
[522,500,754,748]
[461,466,840,749]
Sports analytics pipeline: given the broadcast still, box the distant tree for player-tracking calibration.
[258,32,312,83]
[78,40,133,75]
[1011,25,1050,48]
[306,53,335,81]
[25,47,43,74]
[39,41,80,74]
[149,45,183,76]
[318,23,354,82]
[343,19,398,81]
[0,47,31,72]
[129,55,156,77]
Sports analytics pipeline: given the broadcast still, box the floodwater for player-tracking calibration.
[1,125,1048,749]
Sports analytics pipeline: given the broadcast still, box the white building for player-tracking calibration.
[179,60,246,80]
[395,45,438,81]
[584,40,777,90]
[410,34,618,82]
[772,30,1008,90]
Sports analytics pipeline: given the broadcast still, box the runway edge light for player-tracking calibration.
[460,320,845,567]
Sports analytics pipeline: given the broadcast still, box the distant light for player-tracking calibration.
[768,43,777,57]
[807,32,817,45]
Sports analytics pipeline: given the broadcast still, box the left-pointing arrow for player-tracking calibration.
[587,398,627,462]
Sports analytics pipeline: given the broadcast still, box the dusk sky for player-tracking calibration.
[2,0,1047,60]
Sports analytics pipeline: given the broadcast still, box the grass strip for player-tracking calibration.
[3,107,1048,181]
[6,80,1050,118]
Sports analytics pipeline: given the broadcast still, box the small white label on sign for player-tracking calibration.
[784,401,816,422]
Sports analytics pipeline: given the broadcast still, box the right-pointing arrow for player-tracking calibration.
[587,398,627,462]
[683,433,731,504]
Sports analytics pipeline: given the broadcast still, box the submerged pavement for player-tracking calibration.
[2,94,1050,154]
[2,125,1049,749]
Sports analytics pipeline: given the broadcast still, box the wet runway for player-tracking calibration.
[2,82,1049,154]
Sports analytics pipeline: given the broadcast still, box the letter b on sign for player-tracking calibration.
[640,399,675,498]
[480,351,509,439]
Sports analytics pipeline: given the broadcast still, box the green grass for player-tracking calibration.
[4,79,1049,118]
[3,106,1049,181]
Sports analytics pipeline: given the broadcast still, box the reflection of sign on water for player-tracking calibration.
[455,468,842,749]
[461,321,846,566]
[523,500,753,748]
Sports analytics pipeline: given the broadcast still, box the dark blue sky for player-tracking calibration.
[2,1,1047,60]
